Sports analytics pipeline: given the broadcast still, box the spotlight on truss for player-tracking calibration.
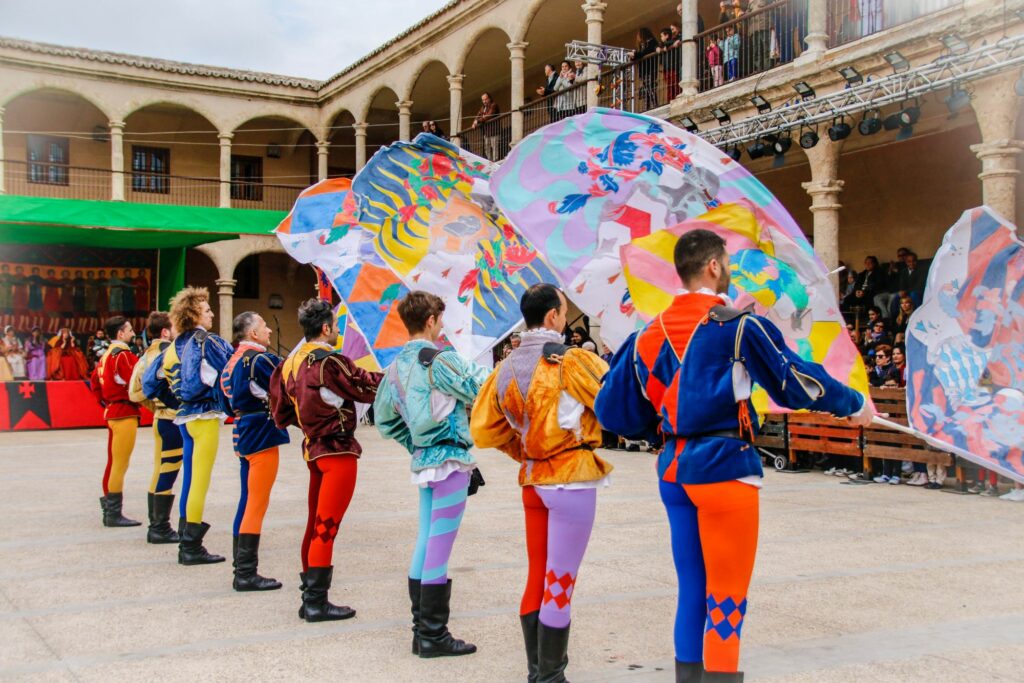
[838,66,863,85]
[750,95,771,113]
[773,133,792,156]
[746,139,767,159]
[883,51,910,73]
[799,125,819,149]
[945,84,971,114]
[680,116,699,133]
[940,33,970,55]
[712,107,731,125]
[793,81,815,99]
[728,146,742,162]
[828,117,852,141]
[858,109,882,135]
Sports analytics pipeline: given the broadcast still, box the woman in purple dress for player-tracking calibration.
[25,327,47,381]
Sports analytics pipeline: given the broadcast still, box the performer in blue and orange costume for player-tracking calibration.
[90,315,142,527]
[163,286,233,566]
[129,311,182,544]
[220,310,289,592]
[270,298,382,622]
[597,230,874,682]
[472,283,612,683]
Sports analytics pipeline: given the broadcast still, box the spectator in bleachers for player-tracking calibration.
[892,296,915,343]
[889,343,907,388]
[634,28,660,109]
[841,286,871,321]
[874,247,909,317]
[968,468,999,496]
[841,269,858,299]
[863,320,893,357]
[868,343,899,388]
[898,251,928,307]
[856,256,881,299]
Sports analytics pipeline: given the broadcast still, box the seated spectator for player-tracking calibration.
[892,296,915,342]
[898,251,928,307]
[2,325,26,379]
[842,269,858,299]
[856,256,881,299]
[865,305,883,329]
[874,247,909,317]
[889,342,907,388]
[864,320,893,356]
[842,287,871,321]
[869,344,899,388]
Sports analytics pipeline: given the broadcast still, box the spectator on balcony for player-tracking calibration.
[657,27,681,100]
[553,61,577,121]
[898,251,928,307]
[779,0,808,62]
[536,63,559,121]
[892,296,915,343]
[422,120,447,140]
[633,28,660,109]
[747,0,772,73]
[705,35,724,89]
[722,25,741,82]
[471,92,501,162]
[718,1,732,25]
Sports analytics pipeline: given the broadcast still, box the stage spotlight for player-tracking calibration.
[680,116,699,133]
[712,107,731,124]
[773,133,792,155]
[751,95,771,113]
[828,118,852,141]
[793,81,815,99]
[883,112,902,131]
[883,51,910,73]
[858,109,882,136]
[839,66,863,85]
[940,33,970,55]
[898,101,920,127]
[799,126,819,149]
[746,140,767,159]
[945,85,971,114]
[728,146,742,161]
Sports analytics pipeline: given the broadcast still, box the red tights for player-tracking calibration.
[301,455,358,571]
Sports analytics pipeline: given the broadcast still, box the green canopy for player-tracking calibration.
[0,195,286,248]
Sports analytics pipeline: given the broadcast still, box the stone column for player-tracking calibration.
[0,107,5,195]
[316,140,330,181]
[109,120,126,201]
[397,101,413,142]
[801,137,845,291]
[798,0,828,64]
[218,133,233,208]
[354,122,369,171]
[969,71,1022,225]
[679,0,699,98]
[215,278,236,339]
[447,74,465,146]
[583,1,606,109]
[508,42,528,144]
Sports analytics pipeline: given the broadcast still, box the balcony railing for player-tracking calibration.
[522,80,590,139]
[827,0,961,48]
[456,112,513,162]
[2,159,304,211]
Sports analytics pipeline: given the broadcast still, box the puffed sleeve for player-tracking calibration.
[561,348,608,410]
[114,351,138,386]
[429,351,490,404]
[739,315,865,417]
[268,362,297,428]
[373,371,414,453]
[323,353,383,404]
[595,333,661,440]
[469,367,523,461]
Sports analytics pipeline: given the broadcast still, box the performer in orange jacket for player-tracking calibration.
[90,315,143,527]
[270,298,382,622]
[471,283,612,683]
[596,230,874,682]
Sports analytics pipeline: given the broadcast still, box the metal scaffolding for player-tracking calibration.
[565,40,633,67]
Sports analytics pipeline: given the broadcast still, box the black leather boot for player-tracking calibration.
[178,522,225,565]
[676,660,703,682]
[703,671,743,682]
[100,492,141,527]
[521,610,540,683]
[233,533,282,591]
[146,494,179,544]
[418,579,477,658]
[409,578,422,654]
[298,572,308,619]
[537,621,570,683]
[301,566,355,622]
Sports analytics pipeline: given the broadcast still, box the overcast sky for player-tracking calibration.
[0,0,452,80]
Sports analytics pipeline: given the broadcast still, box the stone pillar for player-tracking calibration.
[397,101,413,142]
[316,140,330,181]
[215,278,236,339]
[798,0,828,64]
[0,107,5,195]
[679,0,699,98]
[801,137,845,291]
[583,1,606,109]
[354,122,368,171]
[109,120,126,201]
[447,74,465,146]
[969,71,1022,225]
[508,42,528,144]
[218,133,233,208]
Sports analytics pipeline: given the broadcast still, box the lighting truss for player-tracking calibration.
[565,40,633,67]
[698,34,1024,148]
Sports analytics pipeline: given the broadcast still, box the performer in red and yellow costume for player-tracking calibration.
[270,298,382,622]
[596,230,873,682]
[90,315,142,528]
[471,283,612,683]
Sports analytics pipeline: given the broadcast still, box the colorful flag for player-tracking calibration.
[333,302,380,373]
[621,200,870,414]
[491,108,816,350]
[906,207,1023,483]
[275,177,411,367]
[351,133,557,362]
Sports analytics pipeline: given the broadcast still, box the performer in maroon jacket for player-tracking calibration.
[270,298,382,623]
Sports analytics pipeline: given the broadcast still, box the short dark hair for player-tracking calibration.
[864,256,879,267]
[104,316,129,339]
[674,229,727,284]
[298,298,334,340]
[867,306,882,317]
[146,311,171,340]
[521,284,563,329]
[398,291,445,335]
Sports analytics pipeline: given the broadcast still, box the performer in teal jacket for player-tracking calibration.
[596,230,873,682]
[374,291,487,659]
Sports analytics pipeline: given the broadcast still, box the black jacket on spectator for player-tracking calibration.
[856,268,881,297]
[898,264,928,296]
[541,72,558,97]
[869,362,900,387]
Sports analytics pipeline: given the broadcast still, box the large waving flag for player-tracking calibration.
[351,133,557,361]
[275,177,410,367]
[906,207,1023,483]
[622,200,870,414]
[491,108,816,350]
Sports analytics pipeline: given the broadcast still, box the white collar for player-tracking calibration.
[238,341,267,352]
[678,287,733,307]
[520,328,564,341]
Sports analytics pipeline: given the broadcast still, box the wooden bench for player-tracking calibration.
[863,387,952,467]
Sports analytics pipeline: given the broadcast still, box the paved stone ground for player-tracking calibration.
[1,426,1023,682]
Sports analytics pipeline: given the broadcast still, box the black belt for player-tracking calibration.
[432,439,471,450]
[235,410,270,417]
[671,429,751,443]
